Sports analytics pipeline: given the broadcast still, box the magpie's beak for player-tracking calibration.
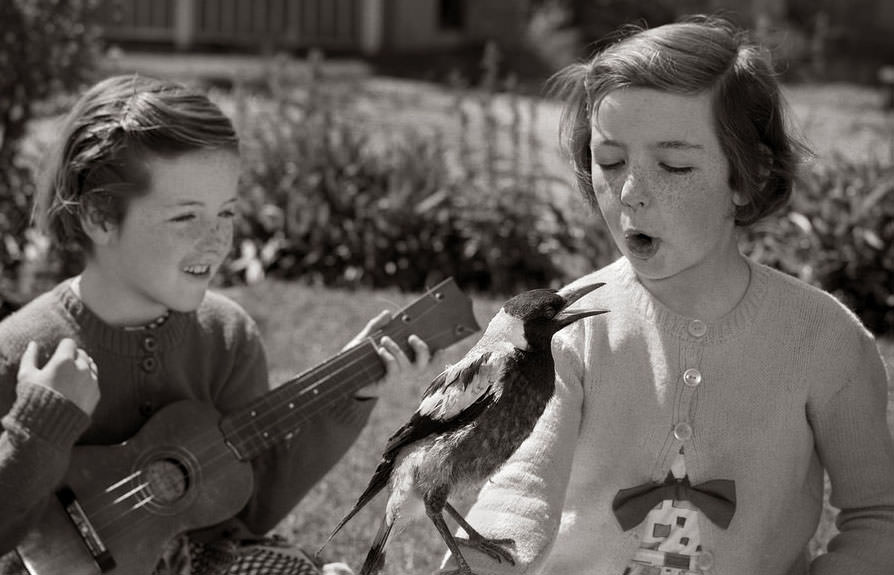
[553,282,608,330]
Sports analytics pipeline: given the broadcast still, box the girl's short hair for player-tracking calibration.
[34,74,239,252]
[552,15,809,225]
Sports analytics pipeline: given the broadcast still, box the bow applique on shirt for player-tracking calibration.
[612,473,736,531]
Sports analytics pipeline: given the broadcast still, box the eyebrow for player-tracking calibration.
[656,140,704,151]
[165,197,238,208]
[591,139,704,152]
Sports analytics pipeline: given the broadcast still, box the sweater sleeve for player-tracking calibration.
[438,328,587,574]
[808,324,894,575]
[0,356,91,553]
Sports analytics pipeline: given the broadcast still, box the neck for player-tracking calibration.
[77,265,168,328]
[638,245,751,321]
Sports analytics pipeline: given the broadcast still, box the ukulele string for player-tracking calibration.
[85,300,466,536]
[216,320,461,453]
[172,296,453,466]
[211,294,450,460]
[80,296,444,514]
[84,344,390,533]
[215,322,461,461]
[84,295,455,529]
[92,321,462,537]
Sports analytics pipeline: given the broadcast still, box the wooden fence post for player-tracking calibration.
[880,65,894,110]
[360,0,384,55]
[174,0,196,51]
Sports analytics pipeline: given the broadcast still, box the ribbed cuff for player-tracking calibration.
[4,382,91,447]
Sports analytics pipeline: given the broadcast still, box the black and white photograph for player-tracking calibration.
[0,1,892,574]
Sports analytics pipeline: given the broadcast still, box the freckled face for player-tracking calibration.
[589,88,744,285]
[88,149,240,324]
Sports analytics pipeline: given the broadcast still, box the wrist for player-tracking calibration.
[7,382,91,446]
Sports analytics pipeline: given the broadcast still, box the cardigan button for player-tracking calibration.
[673,422,693,441]
[139,401,154,417]
[696,550,715,570]
[140,356,158,373]
[142,335,158,352]
[688,319,707,338]
[683,368,702,387]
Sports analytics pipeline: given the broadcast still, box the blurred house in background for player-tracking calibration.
[96,0,894,82]
[97,0,527,55]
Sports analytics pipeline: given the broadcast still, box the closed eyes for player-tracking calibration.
[170,209,237,223]
[594,160,693,175]
[596,161,624,171]
[661,164,693,174]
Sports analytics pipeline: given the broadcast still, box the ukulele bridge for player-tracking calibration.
[56,486,117,572]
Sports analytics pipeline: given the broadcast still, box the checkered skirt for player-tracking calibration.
[156,535,326,575]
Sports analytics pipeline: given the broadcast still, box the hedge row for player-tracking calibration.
[226,76,615,296]
[742,155,893,335]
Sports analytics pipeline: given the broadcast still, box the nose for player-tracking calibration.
[618,169,649,210]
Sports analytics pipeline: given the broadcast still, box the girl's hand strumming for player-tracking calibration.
[17,338,100,416]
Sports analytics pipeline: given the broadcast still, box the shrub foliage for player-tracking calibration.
[0,0,101,305]
[742,156,894,335]
[227,61,614,296]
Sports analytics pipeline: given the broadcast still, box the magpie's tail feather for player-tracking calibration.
[318,458,393,555]
[359,514,394,575]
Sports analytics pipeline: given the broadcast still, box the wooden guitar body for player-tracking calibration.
[17,401,253,575]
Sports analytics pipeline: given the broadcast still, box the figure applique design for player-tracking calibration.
[621,449,714,575]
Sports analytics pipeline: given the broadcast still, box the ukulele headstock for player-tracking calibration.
[375,278,480,357]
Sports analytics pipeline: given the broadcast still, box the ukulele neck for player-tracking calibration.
[219,339,384,460]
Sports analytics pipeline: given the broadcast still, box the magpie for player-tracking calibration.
[322,283,607,575]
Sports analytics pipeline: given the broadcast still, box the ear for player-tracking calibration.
[753,142,774,192]
[732,190,750,207]
[734,143,773,208]
[79,201,117,247]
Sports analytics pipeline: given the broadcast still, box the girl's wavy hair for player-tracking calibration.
[34,74,239,253]
[550,15,810,225]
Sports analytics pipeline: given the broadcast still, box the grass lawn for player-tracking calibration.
[223,280,894,575]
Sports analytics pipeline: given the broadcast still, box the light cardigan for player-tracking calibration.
[0,280,376,572]
[448,257,894,575]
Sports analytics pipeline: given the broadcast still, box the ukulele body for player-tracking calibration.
[17,400,254,575]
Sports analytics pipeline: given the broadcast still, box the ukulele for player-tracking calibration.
[16,278,480,575]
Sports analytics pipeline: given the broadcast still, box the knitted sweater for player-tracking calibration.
[0,279,375,569]
[448,257,894,575]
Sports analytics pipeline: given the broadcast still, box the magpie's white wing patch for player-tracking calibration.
[416,343,511,421]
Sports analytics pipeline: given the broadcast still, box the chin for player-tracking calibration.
[625,255,676,281]
[166,291,208,313]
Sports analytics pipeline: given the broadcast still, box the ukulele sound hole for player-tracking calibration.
[143,458,190,504]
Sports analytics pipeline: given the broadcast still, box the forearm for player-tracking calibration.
[808,337,894,575]
[439,369,584,574]
[810,505,894,575]
[0,383,89,552]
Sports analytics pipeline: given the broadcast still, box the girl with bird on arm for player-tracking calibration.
[0,74,431,575]
[441,15,894,575]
